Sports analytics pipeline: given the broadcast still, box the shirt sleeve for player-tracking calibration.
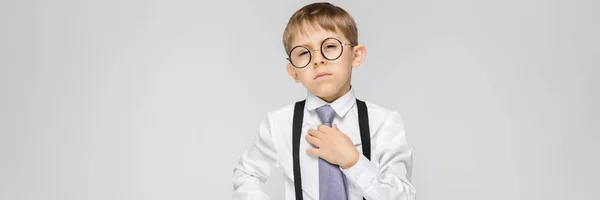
[232,113,278,200]
[340,111,416,200]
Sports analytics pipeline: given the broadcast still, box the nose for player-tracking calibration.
[312,49,327,67]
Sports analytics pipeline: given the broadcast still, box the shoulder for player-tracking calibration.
[262,100,303,125]
[360,99,400,119]
[359,99,405,132]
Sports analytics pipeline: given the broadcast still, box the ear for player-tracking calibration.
[286,63,301,83]
[351,44,367,68]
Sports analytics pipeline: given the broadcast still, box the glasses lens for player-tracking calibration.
[290,46,310,68]
[321,38,343,60]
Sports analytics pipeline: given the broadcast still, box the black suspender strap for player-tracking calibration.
[292,100,306,200]
[356,99,371,160]
[355,99,370,200]
[292,99,371,200]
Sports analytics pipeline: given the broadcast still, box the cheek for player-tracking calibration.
[334,57,353,76]
[297,69,314,82]
[343,51,355,65]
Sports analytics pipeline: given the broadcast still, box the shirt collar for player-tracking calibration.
[305,86,356,118]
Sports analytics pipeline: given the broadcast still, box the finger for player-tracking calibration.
[332,124,339,130]
[317,124,332,132]
[308,128,317,135]
[306,148,321,157]
[308,128,324,138]
[305,134,322,147]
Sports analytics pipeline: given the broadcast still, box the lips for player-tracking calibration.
[314,72,332,80]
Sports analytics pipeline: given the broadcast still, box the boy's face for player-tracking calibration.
[286,25,366,102]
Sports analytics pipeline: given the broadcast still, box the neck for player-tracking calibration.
[320,82,352,103]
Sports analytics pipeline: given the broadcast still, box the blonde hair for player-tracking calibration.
[282,2,358,55]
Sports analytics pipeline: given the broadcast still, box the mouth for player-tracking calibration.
[314,72,332,80]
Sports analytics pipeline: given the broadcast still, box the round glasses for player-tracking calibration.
[286,37,355,68]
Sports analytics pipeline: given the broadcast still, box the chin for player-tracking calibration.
[310,84,341,99]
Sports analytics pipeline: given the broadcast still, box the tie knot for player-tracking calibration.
[316,105,335,127]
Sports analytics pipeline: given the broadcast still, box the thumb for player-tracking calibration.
[332,124,339,130]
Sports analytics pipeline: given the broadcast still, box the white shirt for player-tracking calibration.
[232,87,416,200]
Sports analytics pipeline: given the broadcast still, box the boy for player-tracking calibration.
[232,2,415,200]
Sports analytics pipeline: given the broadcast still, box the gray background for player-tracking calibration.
[1,0,598,199]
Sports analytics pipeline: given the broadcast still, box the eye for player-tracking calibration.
[324,44,339,49]
[298,51,308,56]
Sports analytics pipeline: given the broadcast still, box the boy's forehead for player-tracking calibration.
[290,24,344,47]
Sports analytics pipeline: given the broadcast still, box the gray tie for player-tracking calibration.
[315,105,348,200]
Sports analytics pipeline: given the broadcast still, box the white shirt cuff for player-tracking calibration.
[340,154,378,188]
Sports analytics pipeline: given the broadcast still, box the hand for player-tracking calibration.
[306,124,359,169]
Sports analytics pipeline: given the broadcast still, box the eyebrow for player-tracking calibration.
[294,37,340,48]
[296,41,317,49]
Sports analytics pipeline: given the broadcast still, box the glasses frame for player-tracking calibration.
[286,37,356,68]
